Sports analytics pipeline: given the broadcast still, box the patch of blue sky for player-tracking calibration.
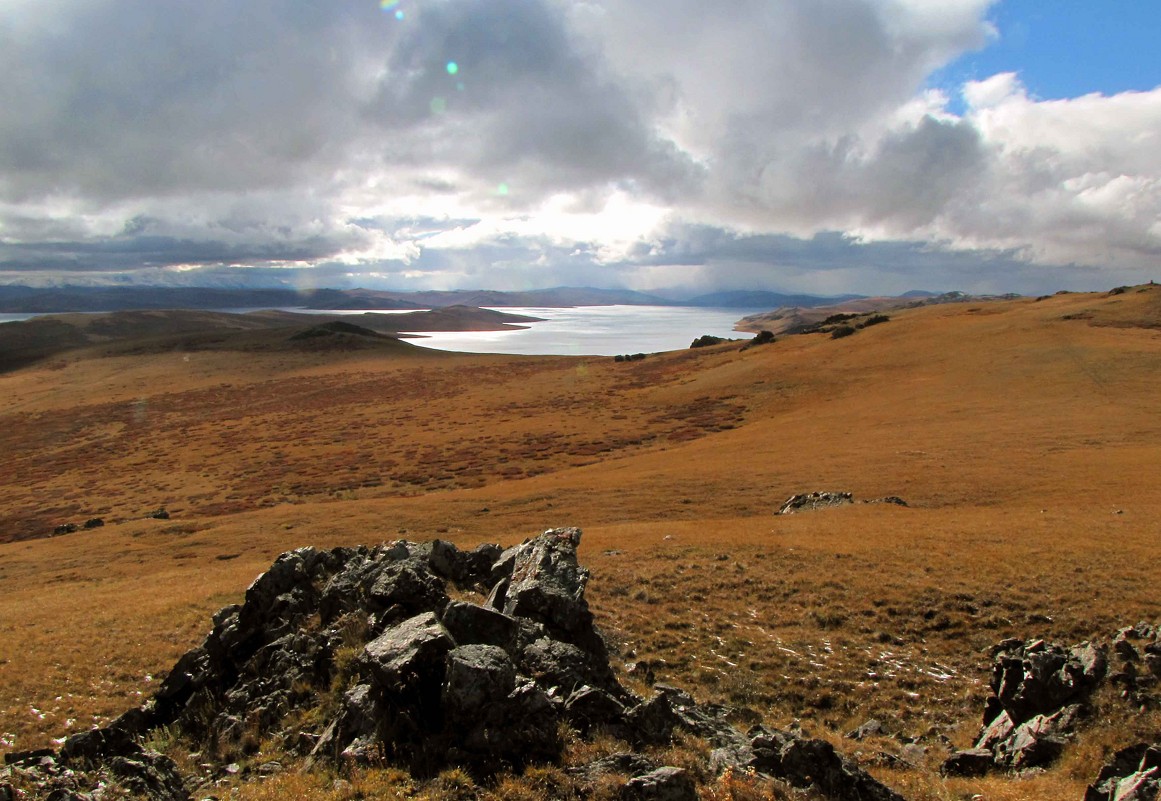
[929,0,1161,115]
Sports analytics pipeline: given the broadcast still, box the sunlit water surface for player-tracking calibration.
[393,306,760,356]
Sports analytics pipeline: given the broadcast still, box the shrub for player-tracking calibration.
[861,314,890,327]
[830,325,856,339]
[821,313,858,325]
[690,335,727,348]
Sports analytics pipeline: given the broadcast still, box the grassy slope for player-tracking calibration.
[1,287,1160,799]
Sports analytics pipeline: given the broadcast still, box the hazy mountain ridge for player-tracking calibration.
[736,290,1024,334]
[0,284,866,313]
[0,306,543,373]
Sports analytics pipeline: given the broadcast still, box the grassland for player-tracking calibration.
[1,287,1160,799]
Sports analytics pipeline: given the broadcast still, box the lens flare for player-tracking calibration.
[446,61,459,75]
[379,0,398,8]
[497,183,510,196]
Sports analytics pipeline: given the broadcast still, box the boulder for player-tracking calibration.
[441,600,519,650]
[941,747,994,778]
[362,612,455,692]
[367,557,449,619]
[442,645,517,721]
[622,766,697,801]
[501,527,591,637]
[564,685,627,735]
[991,639,1106,725]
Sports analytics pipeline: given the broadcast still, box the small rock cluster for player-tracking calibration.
[1085,742,1161,801]
[777,491,854,514]
[943,638,1108,776]
[1109,622,1161,704]
[713,725,904,801]
[776,492,908,515]
[943,626,1161,781]
[0,528,906,801]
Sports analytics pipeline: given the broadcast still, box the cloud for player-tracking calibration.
[0,0,1159,294]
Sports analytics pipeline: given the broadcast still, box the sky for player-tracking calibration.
[0,0,1159,297]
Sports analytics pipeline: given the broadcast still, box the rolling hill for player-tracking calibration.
[0,285,1158,800]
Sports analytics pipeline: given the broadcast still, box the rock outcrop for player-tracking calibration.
[1,527,906,801]
[713,726,904,801]
[776,492,909,514]
[777,491,854,514]
[1084,742,1161,801]
[943,638,1107,775]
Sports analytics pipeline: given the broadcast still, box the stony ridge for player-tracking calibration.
[0,529,906,801]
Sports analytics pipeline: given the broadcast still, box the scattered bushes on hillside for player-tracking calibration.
[822,313,858,325]
[808,314,889,341]
[690,335,727,349]
[739,330,776,351]
[613,353,647,362]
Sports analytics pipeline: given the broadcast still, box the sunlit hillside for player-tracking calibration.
[2,286,1160,800]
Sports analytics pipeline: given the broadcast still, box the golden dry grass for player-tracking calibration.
[2,286,1161,799]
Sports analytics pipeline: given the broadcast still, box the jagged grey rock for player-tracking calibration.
[944,637,1108,776]
[443,645,517,719]
[713,725,904,801]
[621,766,697,801]
[442,600,519,650]
[0,528,904,801]
[568,752,657,784]
[362,612,454,690]
[1084,743,1161,801]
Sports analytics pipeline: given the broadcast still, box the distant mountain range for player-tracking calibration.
[0,285,875,313]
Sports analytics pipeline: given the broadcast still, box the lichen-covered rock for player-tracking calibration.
[441,600,519,650]
[362,612,455,699]
[367,557,450,619]
[443,644,517,720]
